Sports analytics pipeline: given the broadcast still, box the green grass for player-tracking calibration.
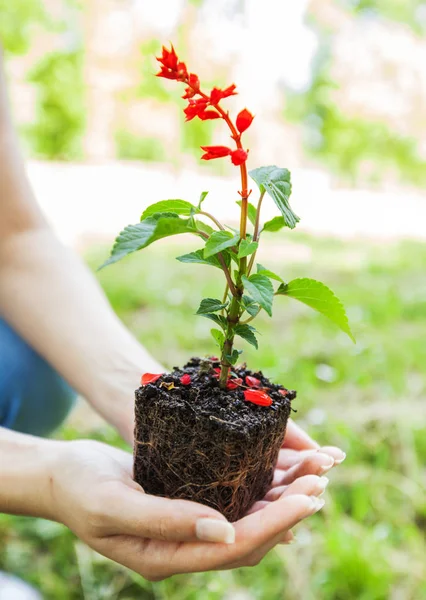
[1,233,426,599]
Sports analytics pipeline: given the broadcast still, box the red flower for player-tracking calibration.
[201,145,232,160]
[227,377,243,390]
[198,110,221,120]
[244,389,273,407]
[245,375,261,388]
[141,373,163,385]
[180,374,191,385]
[210,84,237,105]
[182,73,200,99]
[156,45,188,81]
[184,98,208,121]
[231,148,248,166]
[236,108,254,133]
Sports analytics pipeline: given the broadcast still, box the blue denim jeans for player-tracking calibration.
[0,318,77,436]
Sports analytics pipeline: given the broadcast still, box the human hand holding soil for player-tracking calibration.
[47,437,342,580]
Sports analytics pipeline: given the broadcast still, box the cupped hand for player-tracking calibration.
[47,439,328,581]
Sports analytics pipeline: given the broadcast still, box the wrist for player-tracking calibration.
[0,430,64,521]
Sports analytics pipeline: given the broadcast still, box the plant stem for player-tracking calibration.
[217,253,238,297]
[246,191,265,276]
[199,211,225,231]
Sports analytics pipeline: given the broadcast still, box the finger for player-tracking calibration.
[282,420,319,451]
[273,453,335,486]
[264,474,329,502]
[319,446,346,464]
[104,486,235,543]
[215,494,325,570]
[276,448,319,470]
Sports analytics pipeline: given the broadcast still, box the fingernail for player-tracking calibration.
[319,456,335,475]
[317,476,329,495]
[309,496,325,513]
[196,519,235,544]
[334,451,346,465]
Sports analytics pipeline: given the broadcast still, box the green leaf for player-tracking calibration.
[204,231,240,258]
[276,278,355,342]
[228,349,242,365]
[198,191,209,209]
[210,328,225,349]
[249,166,300,229]
[102,215,197,268]
[241,295,259,317]
[241,274,274,317]
[262,216,286,232]
[234,323,258,349]
[199,313,228,330]
[141,200,198,220]
[196,221,215,236]
[176,249,230,269]
[197,298,228,315]
[256,263,283,282]
[237,200,257,226]
[237,239,258,259]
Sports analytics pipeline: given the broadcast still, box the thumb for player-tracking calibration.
[105,486,235,544]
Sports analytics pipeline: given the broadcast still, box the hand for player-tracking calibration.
[247,419,346,514]
[48,439,327,581]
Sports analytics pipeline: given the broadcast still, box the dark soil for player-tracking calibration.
[134,357,296,522]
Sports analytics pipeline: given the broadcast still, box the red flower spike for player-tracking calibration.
[236,108,254,133]
[180,374,191,385]
[244,389,273,407]
[141,373,163,385]
[201,145,232,161]
[210,84,237,105]
[245,375,261,388]
[184,98,209,121]
[279,389,288,396]
[156,45,178,70]
[227,377,243,390]
[231,148,248,166]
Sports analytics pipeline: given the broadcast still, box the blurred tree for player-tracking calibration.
[0,0,49,55]
[286,0,426,186]
[25,49,85,160]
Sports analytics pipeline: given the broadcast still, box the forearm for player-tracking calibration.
[0,427,56,520]
[0,228,163,435]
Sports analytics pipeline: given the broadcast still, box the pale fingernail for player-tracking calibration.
[309,496,325,513]
[319,456,335,474]
[334,451,346,465]
[196,519,235,544]
[317,476,329,495]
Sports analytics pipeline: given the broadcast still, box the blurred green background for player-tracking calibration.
[1,1,426,599]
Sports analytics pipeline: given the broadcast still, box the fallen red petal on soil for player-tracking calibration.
[244,389,273,407]
[180,374,191,385]
[141,373,163,385]
[226,377,243,390]
[279,389,288,396]
[245,375,261,388]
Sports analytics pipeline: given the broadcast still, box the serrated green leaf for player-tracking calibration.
[228,349,242,365]
[241,295,260,317]
[237,200,257,226]
[234,323,258,349]
[199,313,228,330]
[141,200,198,220]
[210,328,225,349]
[249,166,299,229]
[237,239,258,259]
[262,216,286,232]
[241,274,274,317]
[204,231,240,258]
[102,215,197,268]
[198,191,209,208]
[277,278,355,342]
[256,263,283,282]
[176,249,230,269]
[197,298,228,315]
